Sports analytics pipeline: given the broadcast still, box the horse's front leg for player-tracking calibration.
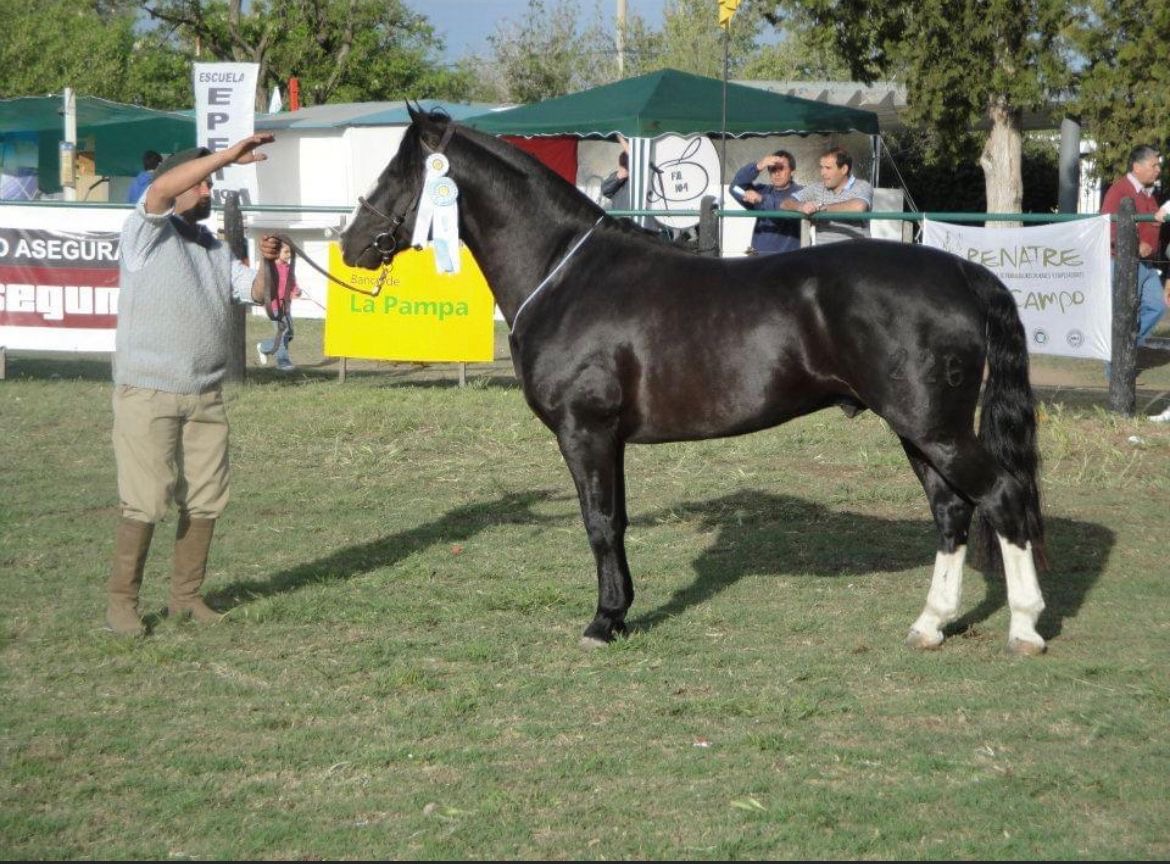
[556,422,632,646]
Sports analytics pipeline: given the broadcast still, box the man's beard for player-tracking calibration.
[179,196,212,223]
[189,198,212,222]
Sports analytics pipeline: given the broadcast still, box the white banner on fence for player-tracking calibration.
[193,62,260,207]
[0,206,126,352]
[922,216,1112,361]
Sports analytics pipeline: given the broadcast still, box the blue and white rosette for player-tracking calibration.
[410,152,461,273]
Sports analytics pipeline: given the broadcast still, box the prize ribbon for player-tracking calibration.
[410,153,461,273]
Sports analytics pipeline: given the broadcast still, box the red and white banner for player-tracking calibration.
[0,206,126,352]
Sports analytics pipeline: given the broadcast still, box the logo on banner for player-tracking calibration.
[0,208,127,352]
[648,135,720,229]
[323,243,493,363]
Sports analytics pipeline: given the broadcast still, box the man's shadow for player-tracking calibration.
[628,490,1110,643]
[208,490,564,609]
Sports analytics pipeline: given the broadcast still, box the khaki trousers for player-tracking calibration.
[112,385,231,523]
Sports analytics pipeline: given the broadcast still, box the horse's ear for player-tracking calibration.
[414,110,447,151]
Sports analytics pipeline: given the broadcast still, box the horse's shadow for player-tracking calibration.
[628,490,1111,643]
[212,487,1110,645]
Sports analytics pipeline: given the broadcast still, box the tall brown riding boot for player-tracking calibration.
[106,518,154,636]
[168,515,223,623]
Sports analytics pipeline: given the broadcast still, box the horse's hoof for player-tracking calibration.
[1007,637,1046,656]
[579,635,609,650]
[905,628,944,651]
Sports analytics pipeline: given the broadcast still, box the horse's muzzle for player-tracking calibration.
[343,244,387,271]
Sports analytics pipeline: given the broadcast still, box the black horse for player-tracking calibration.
[342,106,1048,655]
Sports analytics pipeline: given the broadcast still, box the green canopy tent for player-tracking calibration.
[0,95,194,195]
[461,69,880,232]
[462,68,879,139]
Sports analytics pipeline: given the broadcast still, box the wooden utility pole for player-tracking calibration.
[1108,198,1139,415]
[616,0,627,75]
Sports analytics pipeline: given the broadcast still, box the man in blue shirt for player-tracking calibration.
[729,149,803,254]
[125,150,162,203]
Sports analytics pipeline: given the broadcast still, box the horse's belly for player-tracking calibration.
[627,367,821,443]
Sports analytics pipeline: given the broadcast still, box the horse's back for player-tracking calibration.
[524,238,993,443]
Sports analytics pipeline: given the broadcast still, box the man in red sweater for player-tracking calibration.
[1100,144,1170,351]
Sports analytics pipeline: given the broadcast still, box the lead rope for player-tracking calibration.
[511,216,605,333]
[271,234,393,297]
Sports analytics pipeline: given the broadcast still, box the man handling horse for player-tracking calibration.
[106,136,281,636]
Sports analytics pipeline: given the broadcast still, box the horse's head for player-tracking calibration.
[340,104,452,271]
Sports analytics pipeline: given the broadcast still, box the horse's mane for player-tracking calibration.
[406,108,688,250]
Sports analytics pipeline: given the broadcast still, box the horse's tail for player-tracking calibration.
[966,263,1047,572]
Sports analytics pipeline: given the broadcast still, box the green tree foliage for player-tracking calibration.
[739,32,851,82]
[883,130,1060,214]
[141,0,472,108]
[653,0,766,79]
[0,0,471,109]
[762,0,1074,213]
[473,0,772,102]
[0,0,188,106]
[1069,0,1170,183]
[478,0,610,102]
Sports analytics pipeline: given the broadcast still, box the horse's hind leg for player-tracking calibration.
[555,423,633,647]
[900,439,974,650]
[912,435,1046,655]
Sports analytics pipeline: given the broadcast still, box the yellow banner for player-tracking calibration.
[324,243,495,363]
[718,0,741,28]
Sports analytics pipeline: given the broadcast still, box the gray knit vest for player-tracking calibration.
[114,207,254,394]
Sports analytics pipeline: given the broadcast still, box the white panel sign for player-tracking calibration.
[193,63,260,206]
[922,217,1112,361]
[648,135,720,229]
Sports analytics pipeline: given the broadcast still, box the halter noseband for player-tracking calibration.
[358,121,458,265]
[356,195,408,263]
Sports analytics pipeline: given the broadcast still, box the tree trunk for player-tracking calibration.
[979,96,1023,226]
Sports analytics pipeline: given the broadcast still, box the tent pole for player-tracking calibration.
[719,21,730,256]
[616,0,626,76]
[62,88,77,202]
[720,26,729,211]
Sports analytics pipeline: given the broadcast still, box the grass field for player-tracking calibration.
[2,318,1169,859]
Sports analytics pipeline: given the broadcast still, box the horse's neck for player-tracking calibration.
[447,143,599,326]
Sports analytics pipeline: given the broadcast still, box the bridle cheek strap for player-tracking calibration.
[423,121,457,157]
[360,121,457,263]
[357,196,406,263]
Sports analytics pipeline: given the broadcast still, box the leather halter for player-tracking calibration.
[357,121,458,266]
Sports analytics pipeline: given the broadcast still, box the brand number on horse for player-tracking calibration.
[889,348,964,387]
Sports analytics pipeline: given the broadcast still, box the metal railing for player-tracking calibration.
[1,198,1160,413]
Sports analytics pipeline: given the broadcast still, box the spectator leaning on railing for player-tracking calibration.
[781,145,873,245]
